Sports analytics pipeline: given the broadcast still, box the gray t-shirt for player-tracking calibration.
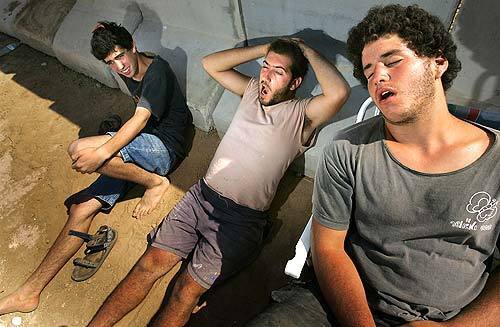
[313,116,499,324]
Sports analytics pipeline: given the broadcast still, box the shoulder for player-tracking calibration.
[243,77,259,94]
[144,56,175,80]
[325,116,384,152]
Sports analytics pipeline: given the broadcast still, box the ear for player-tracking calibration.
[289,76,303,91]
[131,41,137,54]
[434,54,448,79]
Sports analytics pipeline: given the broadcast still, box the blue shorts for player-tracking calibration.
[82,133,175,211]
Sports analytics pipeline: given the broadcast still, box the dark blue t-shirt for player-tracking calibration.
[123,55,192,161]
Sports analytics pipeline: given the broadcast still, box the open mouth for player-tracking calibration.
[260,83,269,96]
[379,89,395,102]
[121,66,130,75]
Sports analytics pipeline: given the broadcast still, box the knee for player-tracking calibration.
[68,201,98,224]
[135,247,180,278]
[172,271,207,302]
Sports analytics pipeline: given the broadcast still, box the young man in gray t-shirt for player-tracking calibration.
[312,5,499,327]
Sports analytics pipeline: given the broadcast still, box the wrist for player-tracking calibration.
[260,43,270,56]
[97,145,112,161]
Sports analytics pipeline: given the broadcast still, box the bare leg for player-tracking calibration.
[151,270,208,327]
[88,246,181,327]
[98,158,170,219]
[0,199,102,315]
[69,136,170,219]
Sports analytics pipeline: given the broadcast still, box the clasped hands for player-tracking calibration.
[71,147,109,174]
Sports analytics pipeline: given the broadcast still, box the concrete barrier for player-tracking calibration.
[448,0,500,111]
[0,0,29,38]
[51,0,245,131]
[1,0,497,176]
[220,0,459,177]
[240,0,457,43]
[130,1,246,131]
[15,0,76,56]
[52,1,144,89]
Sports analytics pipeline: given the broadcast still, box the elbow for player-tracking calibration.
[334,84,351,109]
[339,83,351,104]
[201,56,208,71]
[201,56,212,74]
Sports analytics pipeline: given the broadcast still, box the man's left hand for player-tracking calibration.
[71,147,108,173]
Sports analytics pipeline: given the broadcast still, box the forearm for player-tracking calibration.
[99,110,149,159]
[302,45,349,101]
[313,250,375,327]
[443,268,500,327]
[202,43,268,74]
[311,221,375,327]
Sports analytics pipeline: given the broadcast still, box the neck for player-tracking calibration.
[384,90,455,147]
[132,52,153,81]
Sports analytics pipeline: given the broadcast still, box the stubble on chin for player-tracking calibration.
[382,62,435,126]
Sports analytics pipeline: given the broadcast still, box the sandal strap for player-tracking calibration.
[86,226,112,251]
[73,257,99,268]
[68,230,93,242]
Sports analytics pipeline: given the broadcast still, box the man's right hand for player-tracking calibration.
[71,147,109,174]
[202,43,269,96]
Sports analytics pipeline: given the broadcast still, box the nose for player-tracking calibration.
[114,60,124,70]
[261,69,272,82]
[372,62,389,86]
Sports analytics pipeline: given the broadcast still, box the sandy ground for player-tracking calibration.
[0,35,313,326]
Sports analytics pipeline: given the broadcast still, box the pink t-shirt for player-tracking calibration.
[204,78,313,210]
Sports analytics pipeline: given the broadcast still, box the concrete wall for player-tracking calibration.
[240,0,458,41]
[0,0,76,56]
[1,0,498,176]
[130,1,245,130]
[0,0,245,131]
[448,0,500,111]
[215,0,461,176]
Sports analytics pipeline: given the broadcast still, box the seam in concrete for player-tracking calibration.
[236,0,248,46]
[448,0,465,32]
[130,1,144,35]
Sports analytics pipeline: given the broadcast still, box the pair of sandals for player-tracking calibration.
[69,225,117,282]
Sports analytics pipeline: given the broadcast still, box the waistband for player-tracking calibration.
[200,178,268,220]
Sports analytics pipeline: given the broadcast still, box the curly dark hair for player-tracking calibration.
[91,21,133,61]
[346,4,461,90]
[268,38,309,80]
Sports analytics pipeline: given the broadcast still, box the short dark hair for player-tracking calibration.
[346,4,461,90]
[90,21,133,61]
[268,39,309,80]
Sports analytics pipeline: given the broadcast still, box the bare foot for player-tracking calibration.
[0,289,39,315]
[132,176,170,219]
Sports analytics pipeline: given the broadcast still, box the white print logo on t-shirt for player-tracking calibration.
[466,191,498,223]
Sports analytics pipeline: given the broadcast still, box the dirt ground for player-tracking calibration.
[0,35,313,326]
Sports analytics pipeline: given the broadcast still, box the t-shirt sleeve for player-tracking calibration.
[137,64,174,120]
[312,141,354,230]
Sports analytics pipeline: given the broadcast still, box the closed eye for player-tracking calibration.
[387,59,403,67]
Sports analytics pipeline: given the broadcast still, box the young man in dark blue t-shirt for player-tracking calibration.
[0,21,192,315]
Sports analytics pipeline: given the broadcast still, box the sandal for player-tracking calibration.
[98,114,122,135]
[69,225,117,282]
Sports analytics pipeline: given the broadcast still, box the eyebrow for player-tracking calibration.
[104,51,126,64]
[363,49,404,71]
[263,60,286,72]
